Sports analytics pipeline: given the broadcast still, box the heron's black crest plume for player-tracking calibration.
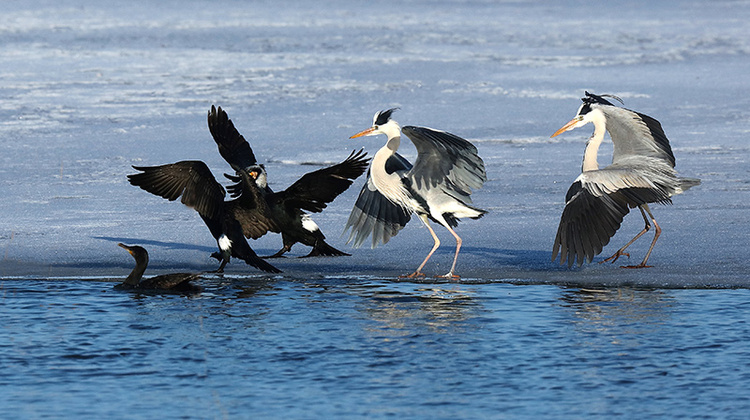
[583,91,624,106]
[374,108,398,126]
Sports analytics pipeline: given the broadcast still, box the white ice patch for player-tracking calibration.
[218,234,232,251]
[301,214,319,233]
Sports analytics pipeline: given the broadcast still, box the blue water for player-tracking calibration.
[3,0,750,417]
[2,277,749,419]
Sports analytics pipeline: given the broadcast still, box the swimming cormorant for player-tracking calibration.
[117,243,202,292]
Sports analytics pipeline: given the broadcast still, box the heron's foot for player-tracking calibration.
[620,264,653,269]
[436,272,460,281]
[399,271,425,279]
[600,250,630,264]
[210,268,225,274]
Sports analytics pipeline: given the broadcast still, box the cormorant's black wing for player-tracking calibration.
[207,105,257,171]
[128,161,225,219]
[275,149,370,213]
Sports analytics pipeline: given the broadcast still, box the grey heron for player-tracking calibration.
[551,92,700,268]
[207,105,370,258]
[127,161,282,274]
[117,243,202,292]
[345,108,487,279]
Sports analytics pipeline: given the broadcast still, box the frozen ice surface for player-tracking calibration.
[1,0,749,287]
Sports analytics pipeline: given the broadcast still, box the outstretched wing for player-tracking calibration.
[207,105,257,171]
[402,126,486,199]
[128,161,225,219]
[344,154,412,248]
[275,149,370,213]
[552,166,672,267]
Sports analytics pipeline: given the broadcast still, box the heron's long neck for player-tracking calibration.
[125,257,147,286]
[372,133,413,210]
[582,119,606,172]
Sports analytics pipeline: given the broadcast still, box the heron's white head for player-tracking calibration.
[551,92,621,138]
[247,164,268,189]
[350,108,401,140]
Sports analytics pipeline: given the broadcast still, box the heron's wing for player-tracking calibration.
[579,161,674,205]
[207,105,258,171]
[275,149,370,213]
[223,170,280,239]
[344,159,412,249]
[401,126,486,197]
[128,161,226,219]
[552,166,673,267]
[602,106,676,167]
[552,179,630,268]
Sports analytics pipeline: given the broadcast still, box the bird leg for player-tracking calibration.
[600,205,651,265]
[436,224,462,280]
[400,215,439,279]
[621,205,660,269]
[263,245,291,259]
[213,258,228,273]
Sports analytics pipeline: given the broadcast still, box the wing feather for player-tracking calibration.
[344,172,412,248]
[128,161,226,219]
[207,105,257,171]
[401,126,486,198]
[276,149,370,213]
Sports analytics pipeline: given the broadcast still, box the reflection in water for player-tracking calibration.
[558,287,675,347]
[352,283,481,336]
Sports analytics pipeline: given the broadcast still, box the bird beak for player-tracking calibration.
[249,171,258,179]
[118,243,133,254]
[350,127,376,139]
[551,116,583,138]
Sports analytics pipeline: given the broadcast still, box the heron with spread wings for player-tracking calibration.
[551,92,700,268]
[345,108,487,279]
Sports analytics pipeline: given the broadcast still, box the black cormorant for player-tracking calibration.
[117,243,202,292]
[127,161,282,274]
[208,105,370,257]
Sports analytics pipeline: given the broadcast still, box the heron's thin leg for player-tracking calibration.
[622,204,660,269]
[401,215,439,278]
[600,205,651,264]
[436,224,462,280]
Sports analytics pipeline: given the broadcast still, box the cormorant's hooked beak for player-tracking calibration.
[118,243,134,255]
[551,116,584,138]
[350,127,376,139]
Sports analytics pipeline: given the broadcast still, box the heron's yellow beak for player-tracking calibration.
[551,116,583,138]
[350,127,376,139]
[249,171,258,179]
